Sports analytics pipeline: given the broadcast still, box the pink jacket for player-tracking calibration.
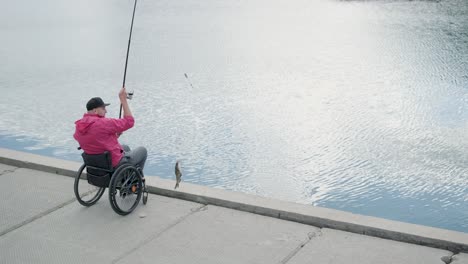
[73,114,135,167]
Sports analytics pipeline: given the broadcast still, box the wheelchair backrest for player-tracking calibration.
[81,152,113,176]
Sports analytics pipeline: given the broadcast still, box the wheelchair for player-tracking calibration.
[73,151,149,215]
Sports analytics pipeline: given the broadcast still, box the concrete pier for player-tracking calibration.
[0,147,467,263]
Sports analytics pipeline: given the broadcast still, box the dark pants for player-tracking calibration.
[118,145,147,173]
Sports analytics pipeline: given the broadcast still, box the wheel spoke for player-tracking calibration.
[109,166,142,215]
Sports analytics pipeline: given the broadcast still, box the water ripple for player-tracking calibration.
[0,0,467,232]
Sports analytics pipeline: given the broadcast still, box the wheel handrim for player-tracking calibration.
[74,164,105,206]
[110,165,142,214]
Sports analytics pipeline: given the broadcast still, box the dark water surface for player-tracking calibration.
[1,0,467,232]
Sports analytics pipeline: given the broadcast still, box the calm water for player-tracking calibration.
[1,0,467,232]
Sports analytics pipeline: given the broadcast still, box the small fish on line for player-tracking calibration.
[174,161,182,189]
[184,73,194,89]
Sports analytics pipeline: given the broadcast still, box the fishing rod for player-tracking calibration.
[119,0,138,118]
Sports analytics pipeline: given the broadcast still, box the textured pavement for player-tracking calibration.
[0,164,463,264]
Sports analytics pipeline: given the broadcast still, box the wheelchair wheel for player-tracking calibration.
[109,164,143,215]
[74,164,106,206]
[143,189,148,205]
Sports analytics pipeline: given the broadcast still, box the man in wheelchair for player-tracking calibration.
[73,87,147,177]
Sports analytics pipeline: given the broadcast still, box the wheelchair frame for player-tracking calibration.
[73,151,148,215]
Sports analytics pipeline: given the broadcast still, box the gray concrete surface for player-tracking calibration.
[0,147,79,177]
[452,253,468,264]
[145,175,468,253]
[287,228,451,264]
[118,205,319,264]
[0,148,467,264]
[0,192,202,264]
[0,167,77,236]
[0,163,16,174]
[0,163,465,264]
[1,147,466,253]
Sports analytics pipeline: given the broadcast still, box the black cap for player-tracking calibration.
[86,97,110,111]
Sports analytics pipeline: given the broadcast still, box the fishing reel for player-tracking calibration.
[127,90,134,100]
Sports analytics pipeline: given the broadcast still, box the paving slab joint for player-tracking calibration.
[0,196,77,237]
[0,167,19,177]
[441,252,460,264]
[308,229,323,240]
[1,148,468,253]
[278,229,323,264]
[111,204,207,264]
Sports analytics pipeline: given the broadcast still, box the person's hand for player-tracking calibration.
[118,86,133,117]
[119,87,127,102]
